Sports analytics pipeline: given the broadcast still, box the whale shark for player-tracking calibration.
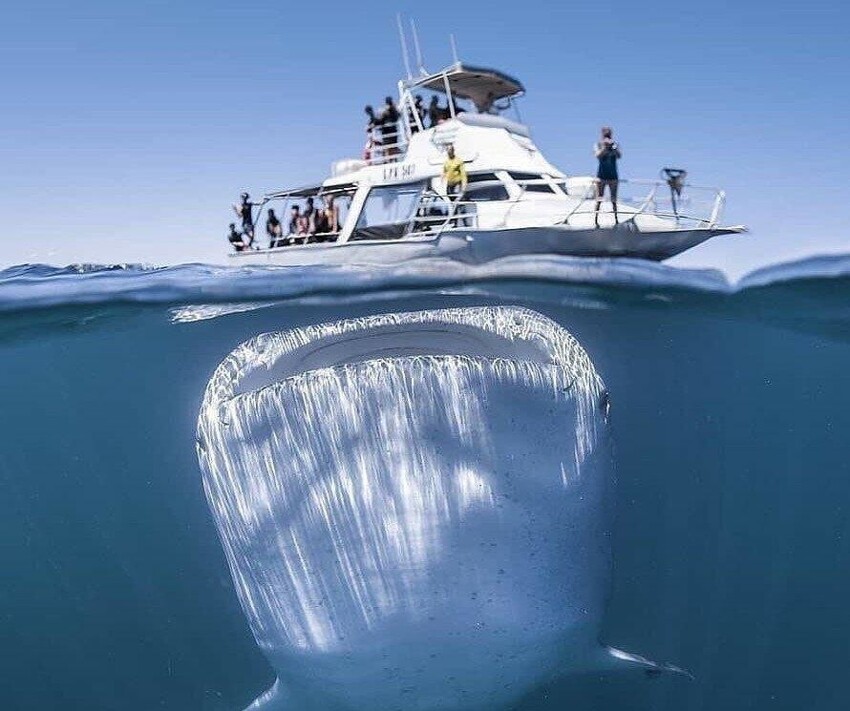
[196,306,686,710]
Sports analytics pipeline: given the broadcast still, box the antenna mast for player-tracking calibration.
[410,18,426,75]
[450,33,460,64]
[396,14,413,80]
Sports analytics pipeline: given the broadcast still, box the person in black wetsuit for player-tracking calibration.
[594,127,622,227]
[234,192,258,241]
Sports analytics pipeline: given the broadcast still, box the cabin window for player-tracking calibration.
[522,183,556,194]
[464,184,510,202]
[508,172,541,182]
[352,181,427,241]
[467,172,500,184]
[464,173,510,201]
[509,171,557,194]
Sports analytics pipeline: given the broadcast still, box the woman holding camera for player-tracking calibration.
[594,126,622,227]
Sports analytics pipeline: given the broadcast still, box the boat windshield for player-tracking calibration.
[351,181,428,241]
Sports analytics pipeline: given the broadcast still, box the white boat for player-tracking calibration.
[231,62,745,266]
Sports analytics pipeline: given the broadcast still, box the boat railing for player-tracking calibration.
[365,125,407,166]
[406,179,727,238]
[613,179,727,228]
[240,191,349,251]
[408,192,480,233]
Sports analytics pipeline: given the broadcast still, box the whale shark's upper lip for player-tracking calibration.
[202,306,603,406]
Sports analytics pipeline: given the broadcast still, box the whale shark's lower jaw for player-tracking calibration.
[197,307,611,710]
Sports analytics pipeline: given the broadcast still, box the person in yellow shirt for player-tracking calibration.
[442,144,467,200]
[442,145,468,226]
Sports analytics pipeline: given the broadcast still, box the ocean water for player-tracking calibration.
[1,255,849,711]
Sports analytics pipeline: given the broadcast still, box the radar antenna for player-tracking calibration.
[396,14,413,80]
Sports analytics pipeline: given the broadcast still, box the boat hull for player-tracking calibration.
[229,225,742,267]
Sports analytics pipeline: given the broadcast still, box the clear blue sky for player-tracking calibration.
[1,0,847,278]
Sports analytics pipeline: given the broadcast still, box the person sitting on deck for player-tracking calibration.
[227,223,248,252]
[266,208,283,247]
[233,192,258,241]
[594,126,622,227]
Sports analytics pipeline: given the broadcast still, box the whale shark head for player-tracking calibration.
[197,306,616,710]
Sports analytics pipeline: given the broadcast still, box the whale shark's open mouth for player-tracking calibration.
[197,307,611,710]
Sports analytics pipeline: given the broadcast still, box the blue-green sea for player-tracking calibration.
[1,255,848,710]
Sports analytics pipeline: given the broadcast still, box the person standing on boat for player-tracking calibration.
[414,95,426,128]
[285,204,303,245]
[364,105,382,162]
[594,127,621,227]
[428,96,447,127]
[443,144,467,197]
[266,208,283,248]
[323,195,340,235]
[300,197,316,239]
[380,96,401,157]
[234,192,258,241]
[443,144,468,226]
[407,94,426,134]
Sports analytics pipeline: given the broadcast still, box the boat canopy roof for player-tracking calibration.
[265,182,357,200]
[404,63,525,112]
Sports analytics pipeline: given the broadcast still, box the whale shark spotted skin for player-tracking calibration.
[196,307,683,710]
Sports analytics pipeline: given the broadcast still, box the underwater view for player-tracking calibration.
[2,255,849,710]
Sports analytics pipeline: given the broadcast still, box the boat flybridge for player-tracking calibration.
[231,62,745,266]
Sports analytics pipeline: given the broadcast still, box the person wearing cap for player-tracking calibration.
[233,192,258,241]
